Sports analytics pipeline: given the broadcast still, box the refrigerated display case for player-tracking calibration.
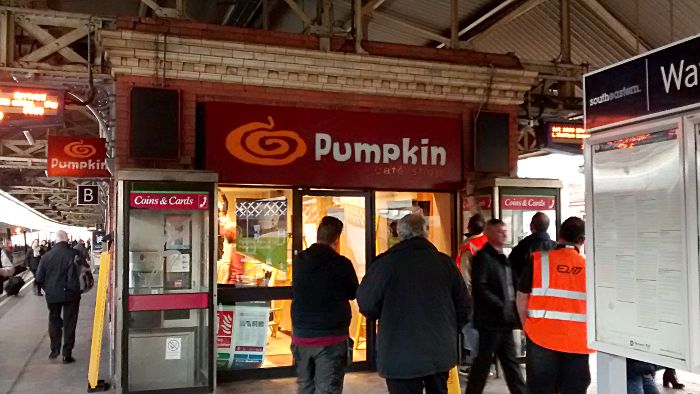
[115,170,217,394]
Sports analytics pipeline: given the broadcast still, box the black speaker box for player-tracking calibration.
[130,87,180,160]
[474,112,510,173]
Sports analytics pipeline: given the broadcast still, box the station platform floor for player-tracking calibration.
[1,276,699,394]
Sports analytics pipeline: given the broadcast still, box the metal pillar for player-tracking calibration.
[450,0,459,48]
[262,0,270,30]
[597,352,627,393]
[319,0,333,51]
[354,0,365,53]
[559,0,576,98]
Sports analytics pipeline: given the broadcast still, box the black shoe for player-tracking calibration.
[663,369,685,390]
[62,356,75,364]
[48,351,59,360]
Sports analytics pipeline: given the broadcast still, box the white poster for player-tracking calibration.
[591,128,688,363]
[216,304,270,370]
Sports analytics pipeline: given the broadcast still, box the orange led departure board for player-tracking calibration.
[0,86,64,129]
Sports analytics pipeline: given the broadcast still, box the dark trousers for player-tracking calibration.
[29,268,41,295]
[292,341,347,394]
[526,339,590,394]
[465,329,526,394]
[47,300,80,356]
[386,372,449,394]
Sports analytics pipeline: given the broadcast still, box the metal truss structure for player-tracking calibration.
[0,6,115,228]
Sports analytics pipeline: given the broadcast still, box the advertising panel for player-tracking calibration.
[47,136,110,177]
[204,102,463,190]
[216,304,269,370]
[235,198,288,272]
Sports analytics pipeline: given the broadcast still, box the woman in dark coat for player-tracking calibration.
[25,239,45,296]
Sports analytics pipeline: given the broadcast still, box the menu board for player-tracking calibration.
[591,128,688,363]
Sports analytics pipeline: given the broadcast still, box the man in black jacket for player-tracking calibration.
[36,230,86,364]
[291,216,358,394]
[508,212,557,281]
[358,214,471,394]
[466,219,525,394]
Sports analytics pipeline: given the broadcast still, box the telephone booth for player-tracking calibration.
[465,177,563,252]
[114,170,217,393]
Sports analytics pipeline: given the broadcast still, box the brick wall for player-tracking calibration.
[107,18,529,184]
[115,75,519,180]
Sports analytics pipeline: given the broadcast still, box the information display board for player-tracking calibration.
[584,30,700,378]
[588,126,689,367]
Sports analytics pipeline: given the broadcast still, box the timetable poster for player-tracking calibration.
[591,128,687,362]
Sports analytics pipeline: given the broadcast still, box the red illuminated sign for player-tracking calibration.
[47,136,110,177]
[204,102,463,190]
[130,192,210,210]
[501,195,556,210]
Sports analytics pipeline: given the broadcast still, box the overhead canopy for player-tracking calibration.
[0,189,87,234]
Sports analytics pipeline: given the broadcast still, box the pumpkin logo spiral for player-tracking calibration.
[64,140,97,158]
[226,117,307,166]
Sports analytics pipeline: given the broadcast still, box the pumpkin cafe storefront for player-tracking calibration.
[203,101,468,380]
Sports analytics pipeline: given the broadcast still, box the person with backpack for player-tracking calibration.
[36,230,90,364]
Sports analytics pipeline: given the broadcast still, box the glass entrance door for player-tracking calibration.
[216,188,373,382]
[294,190,373,363]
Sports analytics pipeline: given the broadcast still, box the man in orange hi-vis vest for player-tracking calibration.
[455,214,487,290]
[516,217,593,394]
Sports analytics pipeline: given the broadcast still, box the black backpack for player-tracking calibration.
[4,276,25,296]
[66,252,94,294]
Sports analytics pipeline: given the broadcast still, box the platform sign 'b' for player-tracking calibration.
[77,185,99,205]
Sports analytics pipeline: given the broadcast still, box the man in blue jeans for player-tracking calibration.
[291,216,358,394]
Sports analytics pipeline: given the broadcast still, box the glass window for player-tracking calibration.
[216,188,292,287]
[375,191,453,255]
[128,208,210,294]
[216,187,295,370]
[499,192,557,249]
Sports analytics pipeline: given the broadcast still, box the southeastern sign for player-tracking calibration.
[584,33,700,130]
[204,102,463,190]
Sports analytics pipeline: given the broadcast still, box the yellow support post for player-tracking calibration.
[87,252,110,392]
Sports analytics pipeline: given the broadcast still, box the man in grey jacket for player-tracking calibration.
[36,230,86,364]
[358,214,471,394]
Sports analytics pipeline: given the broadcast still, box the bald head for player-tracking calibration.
[56,230,69,243]
[530,212,550,234]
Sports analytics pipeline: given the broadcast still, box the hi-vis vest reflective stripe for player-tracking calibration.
[524,248,593,354]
